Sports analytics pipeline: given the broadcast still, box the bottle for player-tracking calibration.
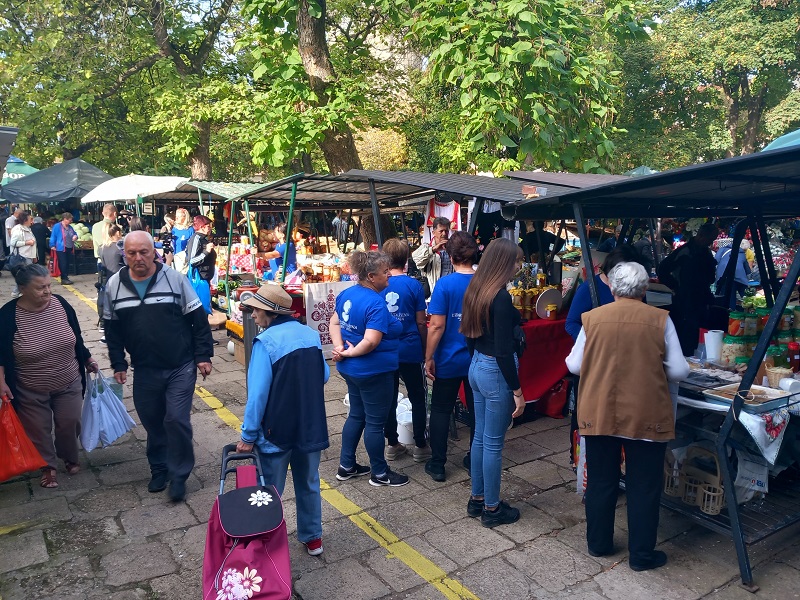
[789,342,800,372]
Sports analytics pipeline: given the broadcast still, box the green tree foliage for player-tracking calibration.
[405,0,650,173]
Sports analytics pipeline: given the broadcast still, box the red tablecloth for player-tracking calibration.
[518,317,573,400]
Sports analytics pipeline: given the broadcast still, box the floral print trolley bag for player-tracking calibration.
[203,445,292,600]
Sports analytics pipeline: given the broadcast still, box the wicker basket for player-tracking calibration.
[766,366,793,389]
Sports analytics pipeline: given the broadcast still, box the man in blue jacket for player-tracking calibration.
[236,283,330,557]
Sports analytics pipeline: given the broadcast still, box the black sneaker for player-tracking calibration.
[463,452,471,472]
[336,463,370,481]
[369,469,409,487]
[629,550,667,572]
[467,497,483,518]
[61,279,74,285]
[425,461,445,482]
[168,478,186,502]
[481,501,520,528]
[148,472,168,493]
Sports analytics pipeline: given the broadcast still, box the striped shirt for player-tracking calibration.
[14,299,80,391]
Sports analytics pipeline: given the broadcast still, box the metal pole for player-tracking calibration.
[535,221,546,275]
[748,216,772,305]
[344,208,353,253]
[243,198,257,276]
[573,203,599,308]
[468,198,483,236]
[224,200,235,315]
[755,213,779,304]
[368,179,383,248]
[648,218,660,267]
[281,181,298,283]
[197,187,204,215]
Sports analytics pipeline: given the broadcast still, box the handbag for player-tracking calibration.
[189,266,212,314]
[0,394,47,482]
[7,247,27,270]
[49,248,61,277]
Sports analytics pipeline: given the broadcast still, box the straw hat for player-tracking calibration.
[240,283,294,315]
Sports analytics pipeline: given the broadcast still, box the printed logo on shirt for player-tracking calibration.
[451,312,462,320]
[342,300,352,323]
[385,291,399,313]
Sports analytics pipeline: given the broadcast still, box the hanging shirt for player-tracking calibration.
[381,274,426,364]
[427,272,473,378]
[335,285,402,377]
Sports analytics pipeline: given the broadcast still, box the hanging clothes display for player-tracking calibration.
[421,198,461,245]
[467,199,519,251]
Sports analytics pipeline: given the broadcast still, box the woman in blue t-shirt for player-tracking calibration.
[424,231,479,483]
[263,222,297,276]
[329,250,408,487]
[381,238,428,462]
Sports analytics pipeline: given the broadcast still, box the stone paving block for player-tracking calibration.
[656,538,742,596]
[400,534,459,574]
[0,495,72,528]
[365,547,426,593]
[45,516,121,555]
[555,521,629,568]
[0,479,31,508]
[185,481,218,519]
[367,499,445,538]
[101,541,177,586]
[424,517,515,567]
[414,480,475,524]
[1,555,97,598]
[618,507,695,545]
[504,436,554,463]
[526,486,586,529]
[527,425,572,453]
[318,517,380,562]
[529,580,610,600]
[150,571,203,600]
[348,476,431,505]
[455,555,537,599]
[705,558,800,599]
[522,415,567,433]
[504,537,602,593]
[329,481,380,512]
[120,501,199,538]
[97,457,152,487]
[294,557,390,599]
[85,441,145,467]
[498,469,546,504]
[494,503,563,544]
[159,522,207,565]
[30,467,100,499]
[509,457,575,493]
[326,398,349,416]
[0,529,49,574]
[593,561,698,600]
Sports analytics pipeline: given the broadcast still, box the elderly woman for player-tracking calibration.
[329,250,407,487]
[0,263,98,488]
[566,262,689,572]
[9,211,38,298]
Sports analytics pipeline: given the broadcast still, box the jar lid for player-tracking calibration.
[723,335,742,343]
[789,342,800,350]
[767,346,783,355]
[757,307,772,315]
[735,356,750,364]
[546,304,557,310]
[729,311,745,318]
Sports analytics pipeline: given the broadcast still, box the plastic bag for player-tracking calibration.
[189,267,212,314]
[0,394,47,482]
[734,449,769,504]
[575,436,587,497]
[80,373,136,452]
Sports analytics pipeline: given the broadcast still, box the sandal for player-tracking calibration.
[40,469,59,488]
[65,462,80,475]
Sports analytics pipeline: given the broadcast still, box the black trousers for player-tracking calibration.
[56,250,72,280]
[428,375,474,469]
[584,435,666,565]
[132,360,197,482]
[386,362,428,447]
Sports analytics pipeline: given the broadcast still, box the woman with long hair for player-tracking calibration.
[461,238,525,527]
[329,250,408,487]
[172,208,194,254]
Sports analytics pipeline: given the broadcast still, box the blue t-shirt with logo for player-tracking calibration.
[427,272,473,378]
[381,274,426,364]
[335,284,402,377]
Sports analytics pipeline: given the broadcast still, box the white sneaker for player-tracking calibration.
[386,444,407,461]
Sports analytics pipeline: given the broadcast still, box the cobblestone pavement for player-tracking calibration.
[2,272,800,599]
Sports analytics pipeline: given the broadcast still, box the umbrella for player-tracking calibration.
[81,174,190,204]
[762,129,800,152]
[1,156,39,186]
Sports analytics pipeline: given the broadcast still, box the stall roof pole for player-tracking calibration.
[280,181,298,283]
[756,213,780,303]
[648,219,660,268]
[197,187,204,214]
[368,179,383,248]
[224,200,235,314]
[243,199,256,276]
[468,198,483,235]
[535,221,546,275]
[748,216,773,305]
[573,202,599,308]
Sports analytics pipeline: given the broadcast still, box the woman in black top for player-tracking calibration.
[461,238,525,528]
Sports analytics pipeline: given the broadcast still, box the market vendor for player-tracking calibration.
[566,261,689,572]
[262,223,297,275]
[715,238,755,297]
[519,221,565,261]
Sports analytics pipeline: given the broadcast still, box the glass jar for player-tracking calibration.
[721,335,746,365]
[735,356,751,369]
[743,314,758,337]
[756,307,771,333]
[789,341,800,373]
[781,308,793,331]
[776,331,793,347]
[728,311,745,336]
[775,345,791,369]
[742,336,758,357]
[546,303,558,320]
[793,305,800,330]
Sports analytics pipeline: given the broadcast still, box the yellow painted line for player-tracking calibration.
[196,386,479,600]
[60,286,478,599]
[0,523,29,536]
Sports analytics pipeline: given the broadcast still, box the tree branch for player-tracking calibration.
[195,0,236,70]
[96,54,161,100]
[149,0,190,76]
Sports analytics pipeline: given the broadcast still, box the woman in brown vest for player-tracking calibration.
[566,261,689,572]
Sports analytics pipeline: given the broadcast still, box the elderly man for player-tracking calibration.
[412,216,453,296]
[4,207,22,260]
[92,204,118,260]
[103,231,214,502]
[566,262,688,572]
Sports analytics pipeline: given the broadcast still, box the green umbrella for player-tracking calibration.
[763,129,800,152]
[1,155,38,186]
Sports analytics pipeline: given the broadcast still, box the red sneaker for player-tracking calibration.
[304,538,323,556]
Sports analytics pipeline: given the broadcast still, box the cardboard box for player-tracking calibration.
[232,338,245,366]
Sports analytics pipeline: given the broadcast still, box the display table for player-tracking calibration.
[518,317,573,400]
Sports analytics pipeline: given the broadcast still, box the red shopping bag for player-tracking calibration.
[49,248,60,277]
[0,395,47,482]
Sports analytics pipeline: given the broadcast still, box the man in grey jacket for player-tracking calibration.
[411,217,453,296]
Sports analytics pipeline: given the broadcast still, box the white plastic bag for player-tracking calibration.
[81,373,136,452]
[734,450,769,504]
[575,436,587,497]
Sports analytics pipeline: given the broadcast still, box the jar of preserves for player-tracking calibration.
[775,345,791,369]
[743,314,758,337]
[789,342,800,372]
[780,307,793,331]
[743,336,757,357]
[720,335,746,365]
[728,311,745,336]
[776,331,793,347]
[756,307,772,333]
[546,303,558,320]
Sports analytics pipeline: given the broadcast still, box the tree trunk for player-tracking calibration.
[742,84,767,155]
[189,119,212,180]
[721,81,739,159]
[358,214,397,249]
[296,0,363,173]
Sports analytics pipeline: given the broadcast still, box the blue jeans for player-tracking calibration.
[468,351,514,509]
[340,371,394,477]
[261,449,322,543]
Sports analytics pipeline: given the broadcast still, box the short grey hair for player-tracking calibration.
[607,262,649,299]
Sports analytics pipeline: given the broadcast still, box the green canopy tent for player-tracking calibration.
[763,129,800,152]
[1,155,38,187]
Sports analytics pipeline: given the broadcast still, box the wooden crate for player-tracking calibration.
[232,338,245,365]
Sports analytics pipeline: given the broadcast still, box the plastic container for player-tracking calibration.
[728,311,745,336]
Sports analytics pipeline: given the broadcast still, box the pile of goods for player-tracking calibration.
[509,264,561,320]
[72,223,93,249]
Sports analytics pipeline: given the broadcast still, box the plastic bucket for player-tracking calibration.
[343,394,350,417]
[397,410,414,445]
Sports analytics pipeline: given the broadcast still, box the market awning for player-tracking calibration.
[0,158,112,203]
[505,170,627,189]
[147,180,268,204]
[81,174,190,204]
[1,155,38,187]
[503,145,800,220]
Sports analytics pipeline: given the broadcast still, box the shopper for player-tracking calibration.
[185,215,216,313]
[49,212,79,285]
[381,238,429,462]
[262,222,297,277]
[9,212,38,298]
[412,216,453,296]
[657,222,718,356]
[30,217,50,271]
[424,231,479,483]
[566,261,689,571]
[461,238,526,527]
[0,263,98,488]
[329,250,408,487]
[172,208,194,254]
[236,283,329,556]
[103,231,214,502]
[91,204,118,260]
[5,207,22,258]
[100,225,124,275]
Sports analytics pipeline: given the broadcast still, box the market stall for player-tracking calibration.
[503,144,800,591]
